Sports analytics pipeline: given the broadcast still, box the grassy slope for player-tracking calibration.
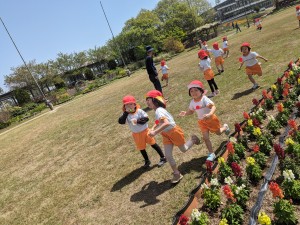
[0,7,300,225]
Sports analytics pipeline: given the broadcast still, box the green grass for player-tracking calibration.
[0,7,300,225]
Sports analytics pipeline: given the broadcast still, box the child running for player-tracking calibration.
[145,90,200,183]
[238,42,268,90]
[118,95,167,168]
[255,18,262,30]
[179,80,230,161]
[222,36,229,58]
[198,49,220,97]
[158,60,170,87]
[296,6,300,28]
[209,42,225,74]
[201,41,211,58]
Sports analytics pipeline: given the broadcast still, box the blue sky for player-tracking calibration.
[0,0,214,92]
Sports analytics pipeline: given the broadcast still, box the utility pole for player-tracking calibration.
[99,1,130,76]
[0,17,53,110]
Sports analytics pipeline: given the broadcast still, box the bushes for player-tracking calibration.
[163,37,185,53]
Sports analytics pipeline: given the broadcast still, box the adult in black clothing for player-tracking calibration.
[145,46,163,94]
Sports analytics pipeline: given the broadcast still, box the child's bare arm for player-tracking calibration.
[238,61,244,70]
[257,55,268,62]
[203,104,216,119]
[179,109,194,117]
[149,118,170,137]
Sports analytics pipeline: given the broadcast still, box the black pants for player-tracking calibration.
[207,78,218,93]
[150,78,163,94]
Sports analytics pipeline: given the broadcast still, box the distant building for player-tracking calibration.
[214,0,273,22]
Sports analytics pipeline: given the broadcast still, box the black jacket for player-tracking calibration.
[145,55,158,80]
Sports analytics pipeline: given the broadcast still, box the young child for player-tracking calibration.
[198,49,220,97]
[201,41,211,58]
[222,36,229,58]
[158,60,170,87]
[208,42,225,74]
[145,90,200,184]
[179,80,230,161]
[255,18,262,30]
[296,6,300,28]
[238,42,268,90]
[118,95,167,168]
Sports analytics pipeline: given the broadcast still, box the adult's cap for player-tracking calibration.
[146,45,154,52]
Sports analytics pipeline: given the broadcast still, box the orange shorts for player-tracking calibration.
[257,24,262,28]
[198,114,221,133]
[204,68,214,81]
[161,125,185,146]
[223,48,229,52]
[215,56,224,66]
[246,63,262,75]
[132,128,156,150]
[162,74,169,80]
[297,16,300,20]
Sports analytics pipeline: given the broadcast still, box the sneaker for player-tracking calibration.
[143,160,151,168]
[206,153,216,161]
[191,134,201,145]
[208,92,215,98]
[221,70,224,73]
[215,90,220,95]
[252,83,259,90]
[224,123,230,135]
[157,157,167,167]
[171,173,183,184]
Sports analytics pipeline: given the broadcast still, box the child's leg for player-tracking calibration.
[166,78,169,86]
[202,130,214,154]
[247,74,256,84]
[151,143,165,158]
[207,79,215,93]
[220,64,224,71]
[164,144,179,173]
[215,124,229,135]
[211,78,219,91]
[140,150,149,161]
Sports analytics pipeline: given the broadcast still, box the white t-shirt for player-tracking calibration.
[126,108,148,133]
[189,96,214,120]
[209,49,224,58]
[155,107,176,132]
[201,45,208,51]
[199,58,212,71]
[161,65,169,75]
[296,10,300,17]
[242,52,259,67]
[222,41,228,49]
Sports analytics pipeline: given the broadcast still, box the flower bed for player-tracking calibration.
[173,59,300,225]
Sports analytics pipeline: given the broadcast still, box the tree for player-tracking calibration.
[14,88,31,105]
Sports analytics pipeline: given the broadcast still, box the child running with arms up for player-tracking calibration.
[209,42,225,74]
[118,95,167,168]
[158,60,170,87]
[198,50,220,97]
[238,42,268,90]
[179,80,230,161]
[146,90,200,183]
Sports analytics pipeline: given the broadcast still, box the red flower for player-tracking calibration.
[283,88,289,97]
[269,181,284,199]
[262,90,269,99]
[227,142,235,155]
[288,119,297,130]
[223,185,236,202]
[252,118,261,127]
[288,61,293,69]
[243,112,250,119]
[252,98,259,106]
[235,123,242,132]
[155,120,159,125]
[284,71,290,78]
[296,102,300,109]
[195,105,200,110]
[284,82,290,89]
[277,77,282,85]
[206,160,213,174]
[274,143,285,160]
[253,144,260,153]
[231,162,242,177]
[277,103,284,113]
[179,214,189,225]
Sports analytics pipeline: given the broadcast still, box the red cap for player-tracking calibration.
[222,36,227,41]
[160,60,166,66]
[241,42,251,48]
[188,80,208,95]
[213,42,219,50]
[202,41,207,45]
[145,90,166,106]
[198,50,208,59]
[122,95,136,105]
[296,5,300,10]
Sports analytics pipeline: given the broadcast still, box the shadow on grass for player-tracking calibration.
[111,166,155,192]
[130,180,176,207]
[231,87,255,100]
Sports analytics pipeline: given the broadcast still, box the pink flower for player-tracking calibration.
[179,214,189,225]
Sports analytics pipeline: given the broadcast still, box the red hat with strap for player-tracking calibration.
[202,41,207,45]
[213,42,219,50]
[198,50,208,59]
[241,42,251,51]
[188,80,208,95]
[160,60,166,66]
[146,90,166,106]
[222,36,227,41]
[122,95,136,105]
[296,5,300,10]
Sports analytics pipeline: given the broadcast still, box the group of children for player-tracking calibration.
[118,79,230,183]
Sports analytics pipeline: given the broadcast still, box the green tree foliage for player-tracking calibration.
[14,89,31,105]
[0,87,3,95]
[163,37,185,53]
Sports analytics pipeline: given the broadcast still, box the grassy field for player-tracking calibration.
[1,7,300,225]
